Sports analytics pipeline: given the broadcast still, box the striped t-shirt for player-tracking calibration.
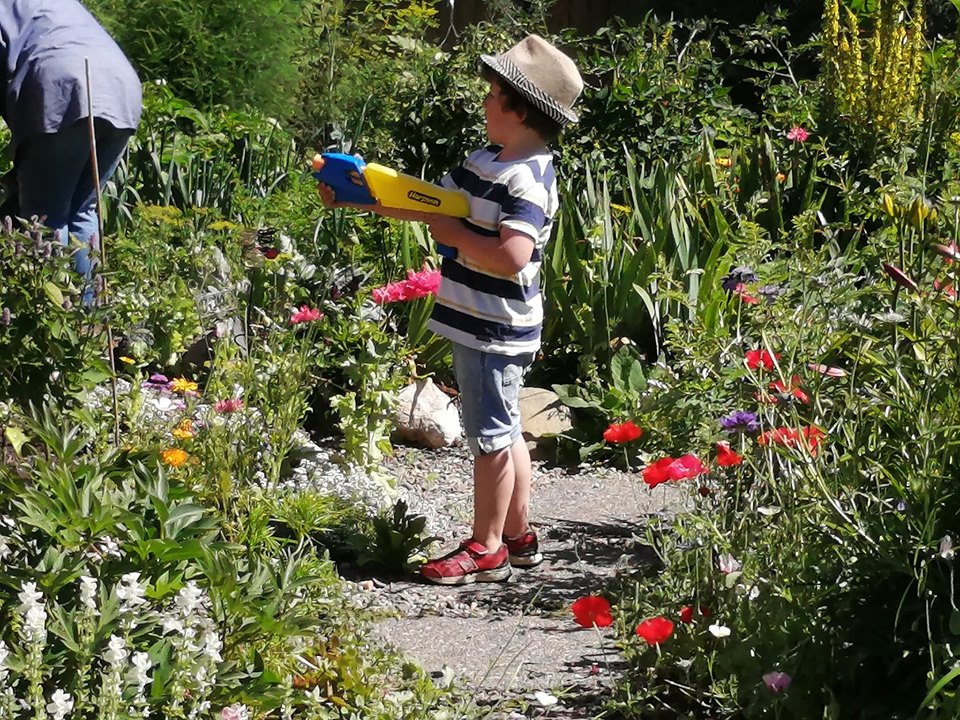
[427,145,557,356]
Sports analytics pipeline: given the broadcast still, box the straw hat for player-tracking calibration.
[480,35,583,125]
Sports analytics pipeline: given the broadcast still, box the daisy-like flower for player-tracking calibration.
[160,448,189,468]
[170,377,199,394]
[214,397,244,413]
[172,418,195,440]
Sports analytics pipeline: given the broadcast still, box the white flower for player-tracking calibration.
[533,691,558,707]
[117,572,147,611]
[22,603,47,644]
[103,634,128,666]
[46,689,74,720]
[174,582,205,616]
[18,581,43,609]
[0,535,11,562]
[0,640,8,683]
[127,651,152,692]
[940,535,954,560]
[161,615,185,635]
[202,630,223,664]
[220,704,251,720]
[79,575,98,612]
[708,624,732,638]
[718,553,741,574]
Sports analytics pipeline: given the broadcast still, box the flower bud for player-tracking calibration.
[881,193,895,218]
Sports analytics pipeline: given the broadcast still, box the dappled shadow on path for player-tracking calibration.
[450,516,664,612]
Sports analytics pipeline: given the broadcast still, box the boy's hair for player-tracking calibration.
[481,65,563,143]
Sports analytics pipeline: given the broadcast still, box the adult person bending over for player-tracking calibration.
[0,0,142,304]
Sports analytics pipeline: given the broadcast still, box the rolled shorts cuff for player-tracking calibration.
[467,426,523,457]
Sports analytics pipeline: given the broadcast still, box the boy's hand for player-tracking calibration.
[317,181,377,211]
[426,215,463,248]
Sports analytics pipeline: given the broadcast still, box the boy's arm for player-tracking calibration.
[427,215,534,276]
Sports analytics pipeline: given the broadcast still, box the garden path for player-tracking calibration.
[351,446,687,719]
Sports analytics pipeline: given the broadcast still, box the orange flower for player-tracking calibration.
[172,419,195,441]
[160,448,189,468]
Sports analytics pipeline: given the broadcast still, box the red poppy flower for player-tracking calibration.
[769,376,809,404]
[642,454,707,488]
[679,605,711,623]
[636,616,675,645]
[259,247,280,260]
[670,454,708,479]
[571,595,613,628]
[733,283,759,304]
[603,421,643,444]
[759,425,825,456]
[715,441,743,467]
[745,349,778,371]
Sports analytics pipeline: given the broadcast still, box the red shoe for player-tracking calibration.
[503,529,543,567]
[420,539,512,585]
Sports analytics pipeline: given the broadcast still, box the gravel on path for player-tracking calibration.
[341,443,688,719]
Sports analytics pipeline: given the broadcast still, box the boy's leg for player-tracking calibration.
[504,435,533,538]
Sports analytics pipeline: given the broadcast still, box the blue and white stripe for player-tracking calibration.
[428,145,557,355]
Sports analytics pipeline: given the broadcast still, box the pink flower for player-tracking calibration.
[786,126,809,142]
[220,704,250,720]
[718,553,741,574]
[290,305,323,324]
[762,671,792,693]
[372,266,442,304]
[214,398,244,413]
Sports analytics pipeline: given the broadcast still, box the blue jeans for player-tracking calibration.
[452,342,534,457]
[16,118,134,305]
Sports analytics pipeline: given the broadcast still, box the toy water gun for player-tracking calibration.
[312,152,468,259]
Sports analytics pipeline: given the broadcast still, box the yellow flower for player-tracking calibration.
[119,356,135,365]
[160,448,189,468]
[716,157,733,168]
[172,419,195,441]
[610,203,632,216]
[170,377,198,394]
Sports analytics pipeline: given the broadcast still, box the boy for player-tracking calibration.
[319,35,582,585]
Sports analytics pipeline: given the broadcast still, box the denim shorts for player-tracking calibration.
[451,343,534,457]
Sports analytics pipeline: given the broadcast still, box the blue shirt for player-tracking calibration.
[0,0,142,151]
[428,145,558,356]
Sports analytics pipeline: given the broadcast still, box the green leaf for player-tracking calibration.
[949,609,960,636]
[4,426,28,456]
[43,281,64,306]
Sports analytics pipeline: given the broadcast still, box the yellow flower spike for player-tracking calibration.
[160,448,189,468]
[170,377,199,394]
[881,193,896,218]
[716,157,733,168]
[118,356,135,365]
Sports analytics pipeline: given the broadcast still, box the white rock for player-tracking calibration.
[392,379,461,449]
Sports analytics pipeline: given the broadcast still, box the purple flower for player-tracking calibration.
[762,671,792,693]
[720,411,760,434]
[757,285,782,303]
[721,266,758,292]
[142,373,171,391]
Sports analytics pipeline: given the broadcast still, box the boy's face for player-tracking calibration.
[483,80,524,145]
